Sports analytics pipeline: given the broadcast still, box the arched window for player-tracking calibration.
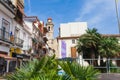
[48,26,50,31]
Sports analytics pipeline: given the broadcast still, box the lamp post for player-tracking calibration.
[115,0,120,34]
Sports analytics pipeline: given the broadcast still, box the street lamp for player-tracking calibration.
[115,0,120,34]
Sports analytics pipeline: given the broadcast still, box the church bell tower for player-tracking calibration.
[46,18,54,47]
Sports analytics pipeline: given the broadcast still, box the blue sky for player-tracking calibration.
[24,0,120,37]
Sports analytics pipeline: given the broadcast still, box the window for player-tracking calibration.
[14,27,20,38]
[51,39,53,44]
[72,39,75,44]
[23,32,26,40]
[1,19,10,39]
[48,26,50,31]
[2,18,10,32]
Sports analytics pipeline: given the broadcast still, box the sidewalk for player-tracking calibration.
[0,76,6,80]
[98,73,120,80]
[0,78,5,80]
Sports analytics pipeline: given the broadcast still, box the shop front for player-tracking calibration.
[10,47,23,68]
[0,45,10,75]
[0,52,17,75]
[10,47,30,66]
[1,47,31,75]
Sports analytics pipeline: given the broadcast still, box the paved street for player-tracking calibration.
[98,73,120,80]
[0,77,5,80]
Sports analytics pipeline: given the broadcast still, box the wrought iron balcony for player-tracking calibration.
[0,28,11,43]
[14,37,24,47]
[0,0,16,14]
[18,0,24,7]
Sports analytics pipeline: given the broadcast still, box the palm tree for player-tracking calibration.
[6,55,61,80]
[98,37,120,72]
[76,28,101,66]
[58,61,100,80]
[6,55,100,80]
[77,28,120,67]
[98,37,120,58]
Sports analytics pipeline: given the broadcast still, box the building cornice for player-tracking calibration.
[57,34,120,40]
[0,0,16,14]
[57,36,79,40]
[101,34,120,37]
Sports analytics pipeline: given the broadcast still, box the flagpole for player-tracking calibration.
[115,0,120,34]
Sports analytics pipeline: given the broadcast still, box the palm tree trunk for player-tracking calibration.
[90,48,98,66]
[100,56,107,72]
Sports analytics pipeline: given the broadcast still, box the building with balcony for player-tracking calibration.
[42,26,49,56]
[10,20,24,55]
[0,0,27,73]
[22,22,32,54]
[23,16,46,59]
[9,0,25,57]
[0,0,17,73]
[0,0,17,56]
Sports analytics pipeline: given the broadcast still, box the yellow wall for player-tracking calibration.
[15,48,22,54]
[10,47,22,57]
[10,48,14,57]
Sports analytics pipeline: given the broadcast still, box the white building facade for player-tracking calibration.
[60,22,87,37]
[58,22,87,58]
[23,16,47,58]
[22,22,32,54]
[0,0,16,55]
[23,17,37,55]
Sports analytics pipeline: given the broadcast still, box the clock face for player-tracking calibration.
[48,19,51,22]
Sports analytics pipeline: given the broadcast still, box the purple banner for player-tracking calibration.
[61,40,66,58]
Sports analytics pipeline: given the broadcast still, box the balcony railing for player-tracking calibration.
[0,29,24,47]
[0,0,16,14]
[14,37,24,47]
[22,45,32,50]
[0,28,11,43]
[18,0,24,7]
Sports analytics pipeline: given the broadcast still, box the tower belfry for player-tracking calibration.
[46,18,54,48]
[46,18,54,40]
[46,18,58,57]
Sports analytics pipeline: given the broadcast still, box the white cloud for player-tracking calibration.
[27,0,31,14]
[78,0,104,20]
[75,0,118,27]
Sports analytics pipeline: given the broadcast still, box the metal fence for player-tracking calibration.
[58,57,120,73]
[76,58,120,73]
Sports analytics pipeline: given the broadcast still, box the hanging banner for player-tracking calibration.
[61,40,66,58]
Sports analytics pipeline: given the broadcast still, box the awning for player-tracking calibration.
[12,53,30,59]
[0,54,17,61]
[12,53,23,59]
[21,54,30,59]
[10,48,22,54]
[15,48,22,54]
